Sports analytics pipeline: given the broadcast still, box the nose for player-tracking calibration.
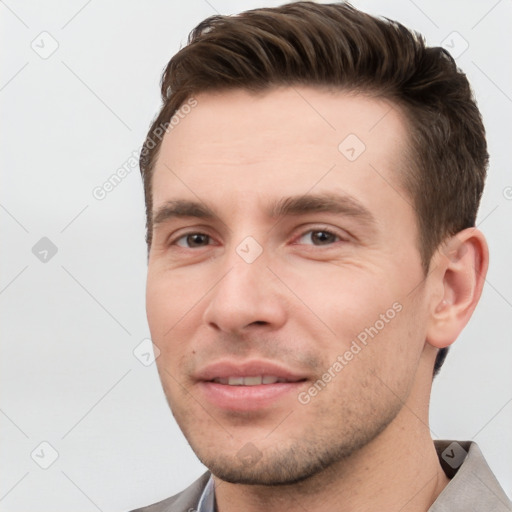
[202,255,288,335]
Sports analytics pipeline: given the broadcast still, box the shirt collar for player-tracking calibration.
[429,440,511,511]
[196,471,215,512]
[195,441,511,512]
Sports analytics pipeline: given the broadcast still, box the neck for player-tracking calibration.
[213,359,449,512]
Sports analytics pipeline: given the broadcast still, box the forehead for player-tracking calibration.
[152,86,412,220]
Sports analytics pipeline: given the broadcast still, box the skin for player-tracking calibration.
[145,87,488,512]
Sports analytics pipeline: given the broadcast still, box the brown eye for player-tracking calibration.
[298,230,340,246]
[175,233,211,248]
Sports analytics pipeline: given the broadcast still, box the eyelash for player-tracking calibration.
[169,226,346,249]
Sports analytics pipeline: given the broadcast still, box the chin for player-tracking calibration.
[195,435,367,487]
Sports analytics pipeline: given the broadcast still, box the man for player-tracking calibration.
[132,2,511,511]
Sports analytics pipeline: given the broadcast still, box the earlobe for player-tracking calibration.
[426,228,489,349]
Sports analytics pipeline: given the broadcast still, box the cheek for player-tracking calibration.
[279,259,402,338]
[146,272,188,373]
[342,296,427,402]
[145,265,208,338]
[146,265,218,386]
[281,260,425,381]
[145,272,170,341]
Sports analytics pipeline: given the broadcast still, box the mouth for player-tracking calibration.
[211,375,305,385]
[195,360,309,412]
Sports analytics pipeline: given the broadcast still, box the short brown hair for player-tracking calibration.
[139,1,488,376]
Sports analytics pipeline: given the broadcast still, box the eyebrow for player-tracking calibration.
[153,200,215,225]
[152,192,377,232]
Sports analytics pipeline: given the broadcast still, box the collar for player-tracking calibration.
[195,440,511,512]
[196,469,215,512]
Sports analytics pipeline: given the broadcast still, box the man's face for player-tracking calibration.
[146,87,432,484]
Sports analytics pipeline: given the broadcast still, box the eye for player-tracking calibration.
[174,232,212,248]
[296,229,342,246]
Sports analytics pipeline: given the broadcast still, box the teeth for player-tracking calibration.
[212,376,289,385]
[243,376,262,386]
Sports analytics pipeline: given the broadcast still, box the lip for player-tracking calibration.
[194,359,307,382]
[194,359,308,412]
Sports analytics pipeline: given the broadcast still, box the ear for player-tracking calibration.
[426,227,489,349]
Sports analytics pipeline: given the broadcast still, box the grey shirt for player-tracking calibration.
[130,440,512,512]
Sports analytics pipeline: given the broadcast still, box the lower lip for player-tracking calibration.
[198,381,305,411]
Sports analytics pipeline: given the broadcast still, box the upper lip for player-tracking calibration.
[194,359,308,382]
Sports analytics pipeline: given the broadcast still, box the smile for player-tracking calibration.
[211,375,298,385]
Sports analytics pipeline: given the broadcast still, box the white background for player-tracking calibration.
[1,1,511,511]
